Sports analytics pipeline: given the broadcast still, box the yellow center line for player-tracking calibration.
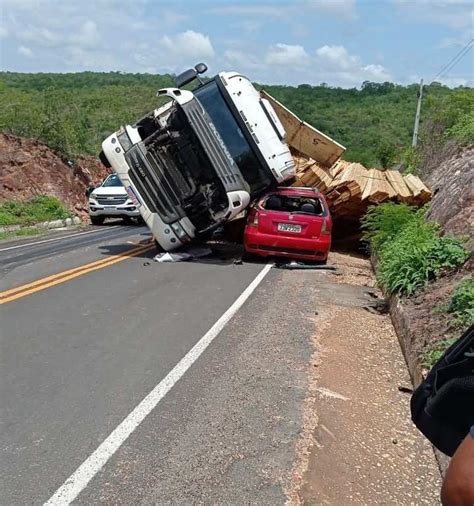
[0,242,155,305]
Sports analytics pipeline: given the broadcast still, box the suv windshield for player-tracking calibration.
[102,174,123,187]
[194,80,271,195]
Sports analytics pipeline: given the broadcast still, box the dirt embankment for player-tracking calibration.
[394,145,473,381]
[0,133,110,220]
[425,145,474,251]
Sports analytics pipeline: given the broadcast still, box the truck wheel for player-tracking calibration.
[90,216,105,225]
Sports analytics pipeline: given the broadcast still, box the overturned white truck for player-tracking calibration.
[100,64,296,250]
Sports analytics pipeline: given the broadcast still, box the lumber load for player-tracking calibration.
[326,163,368,205]
[385,170,411,202]
[272,90,432,222]
[404,174,432,204]
[330,159,352,178]
[291,153,432,221]
[261,90,346,167]
[292,153,314,174]
[361,168,396,203]
[294,160,333,192]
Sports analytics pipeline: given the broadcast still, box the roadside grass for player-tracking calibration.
[438,277,474,329]
[0,196,71,226]
[422,337,458,369]
[362,203,468,296]
[0,227,46,241]
[363,202,470,370]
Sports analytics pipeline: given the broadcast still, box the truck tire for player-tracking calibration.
[90,216,105,225]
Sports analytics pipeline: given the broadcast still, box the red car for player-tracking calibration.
[244,187,332,262]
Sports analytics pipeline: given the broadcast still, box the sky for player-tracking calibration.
[0,0,473,88]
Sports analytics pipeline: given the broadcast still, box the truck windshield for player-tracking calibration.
[194,81,272,195]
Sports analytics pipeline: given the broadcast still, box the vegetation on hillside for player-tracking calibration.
[362,203,468,296]
[442,277,474,329]
[409,87,474,174]
[0,196,71,226]
[1,71,470,166]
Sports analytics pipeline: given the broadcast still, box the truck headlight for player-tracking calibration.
[170,222,188,240]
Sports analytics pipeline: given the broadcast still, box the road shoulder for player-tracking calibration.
[297,252,441,504]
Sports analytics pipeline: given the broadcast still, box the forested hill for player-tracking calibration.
[0,71,467,167]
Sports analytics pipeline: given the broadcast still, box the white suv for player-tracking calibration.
[88,174,141,225]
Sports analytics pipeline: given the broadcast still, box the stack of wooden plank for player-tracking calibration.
[292,157,431,218]
[261,89,431,220]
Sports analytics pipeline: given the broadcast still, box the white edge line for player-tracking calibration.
[0,226,122,252]
[44,263,273,505]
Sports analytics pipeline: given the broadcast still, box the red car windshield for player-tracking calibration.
[262,194,325,216]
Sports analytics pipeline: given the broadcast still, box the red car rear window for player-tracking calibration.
[262,194,325,216]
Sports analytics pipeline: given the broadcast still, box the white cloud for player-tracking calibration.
[18,26,62,47]
[224,49,262,70]
[210,1,357,20]
[392,0,474,29]
[316,45,359,70]
[159,30,215,60]
[71,20,101,49]
[208,5,284,18]
[439,32,473,48]
[437,76,469,87]
[66,46,116,69]
[0,26,8,39]
[315,45,391,85]
[266,43,310,67]
[362,64,392,81]
[306,0,357,19]
[17,45,34,57]
[161,11,189,26]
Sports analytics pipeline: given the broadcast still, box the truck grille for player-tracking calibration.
[96,195,128,205]
[181,99,246,193]
[126,144,184,224]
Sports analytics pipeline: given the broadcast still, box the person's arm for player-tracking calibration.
[441,427,474,506]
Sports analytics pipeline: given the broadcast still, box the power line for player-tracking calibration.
[439,45,473,80]
[431,39,473,83]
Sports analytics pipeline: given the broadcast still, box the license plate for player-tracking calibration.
[278,223,302,233]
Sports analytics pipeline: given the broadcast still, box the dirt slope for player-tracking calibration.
[0,133,110,219]
[425,145,474,251]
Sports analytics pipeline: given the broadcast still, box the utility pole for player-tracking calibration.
[412,78,424,147]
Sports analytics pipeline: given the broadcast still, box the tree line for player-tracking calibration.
[0,71,472,168]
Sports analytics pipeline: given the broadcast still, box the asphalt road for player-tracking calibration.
[0,225,315,504]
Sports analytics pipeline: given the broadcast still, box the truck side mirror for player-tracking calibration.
[175,63,208,88]
[194,63,208,74]
[175,68,197,88]
[85,186,95,197]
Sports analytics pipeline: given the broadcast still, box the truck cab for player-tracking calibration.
[101,65,295,250]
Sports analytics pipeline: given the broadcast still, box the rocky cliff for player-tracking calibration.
[0,133,110,219]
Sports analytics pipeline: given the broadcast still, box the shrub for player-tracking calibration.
[363,203,469,296]
[422,337,458,368]
[361,202,417,254]
[446,111,474,144]
[445,278,474,328]
[0,196,71,226]
[401,146,422,175]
